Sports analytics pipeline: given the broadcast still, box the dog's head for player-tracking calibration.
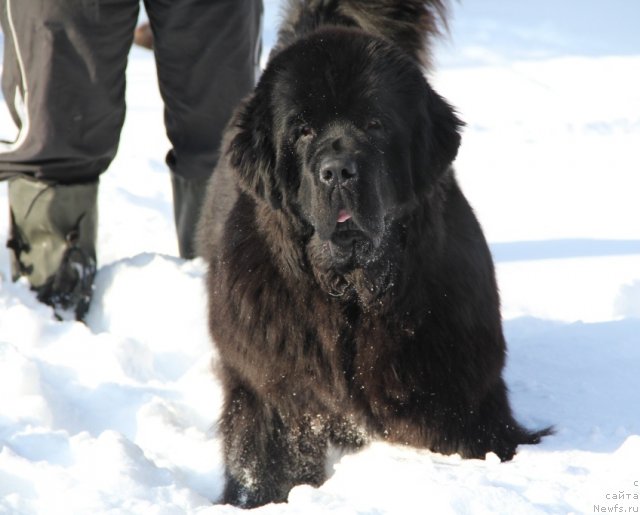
[230,28,462,277]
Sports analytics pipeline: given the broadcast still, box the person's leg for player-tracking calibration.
[145,0,262,258]
[0,0,139,181]
[0,0,139,319]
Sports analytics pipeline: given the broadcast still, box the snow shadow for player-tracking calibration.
[505,316,640,454]
[490,239,640,263]
[615,280,640,318]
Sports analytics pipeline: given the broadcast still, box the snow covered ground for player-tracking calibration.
[1,1,639,513]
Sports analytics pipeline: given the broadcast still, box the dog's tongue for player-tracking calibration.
[337,210,352,223]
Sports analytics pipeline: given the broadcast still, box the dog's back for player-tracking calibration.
[273,0,449,67]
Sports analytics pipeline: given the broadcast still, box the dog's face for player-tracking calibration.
[231,29,462,273]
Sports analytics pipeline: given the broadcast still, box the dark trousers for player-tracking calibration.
[0,0,262,183]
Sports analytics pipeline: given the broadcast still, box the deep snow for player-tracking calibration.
[1,1,639,513]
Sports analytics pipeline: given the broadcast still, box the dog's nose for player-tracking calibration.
[318,156,358,186]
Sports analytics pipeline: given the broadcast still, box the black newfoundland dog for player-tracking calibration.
[197,0,549,508]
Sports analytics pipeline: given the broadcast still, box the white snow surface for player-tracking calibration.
[1,1,639,513]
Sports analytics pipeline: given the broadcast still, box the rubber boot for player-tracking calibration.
[7,177,98,321]
[171,173,209,259]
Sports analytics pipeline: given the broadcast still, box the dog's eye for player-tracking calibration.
[366,119,383,132]
[297,124,315,140]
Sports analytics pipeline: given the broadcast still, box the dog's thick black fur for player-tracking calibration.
[197,0,550,508]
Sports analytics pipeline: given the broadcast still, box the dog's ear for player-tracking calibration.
[229,88,283,209]
[411,85,463,191]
